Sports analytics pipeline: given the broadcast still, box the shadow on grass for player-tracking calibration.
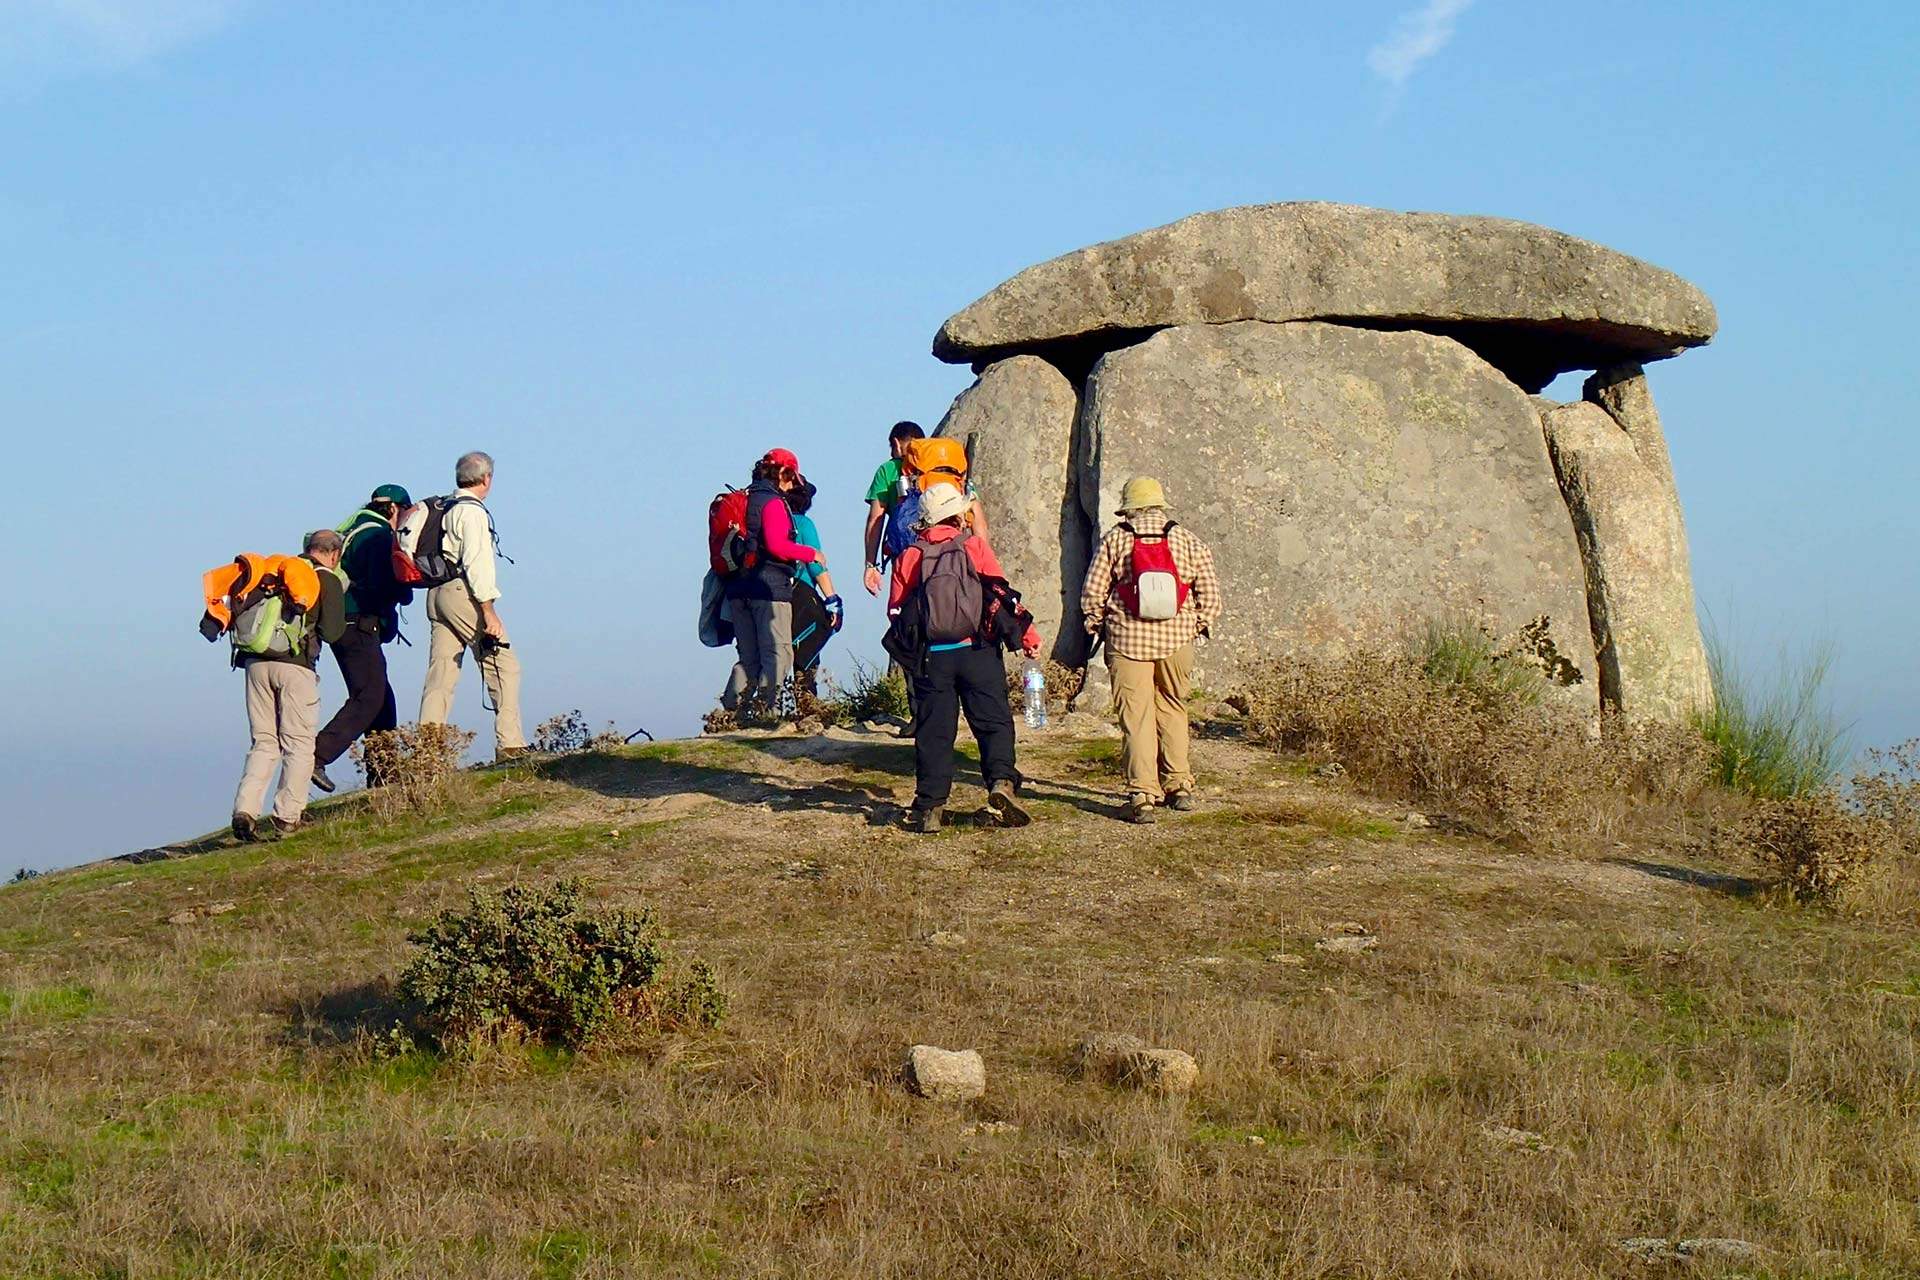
[545,735,1129,824]
[1607,858,1764,898]
[281,978,416,1049]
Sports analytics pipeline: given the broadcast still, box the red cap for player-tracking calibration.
[763,448,800,472]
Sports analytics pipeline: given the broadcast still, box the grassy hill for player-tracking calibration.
[2,718,1916,1277]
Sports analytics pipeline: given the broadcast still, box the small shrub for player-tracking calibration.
[1417,618,1548,709]
[352,722,477,817]
[398,878,725,1053]
[822,659,911,723]
[1693,630,1850,799]
[1739,792,1887,904]
[1007,658,1083,715]
[532,710,625,755]
[1850,738,1920,858]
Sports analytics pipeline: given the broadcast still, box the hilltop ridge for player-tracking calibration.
[1,719,1915,1276]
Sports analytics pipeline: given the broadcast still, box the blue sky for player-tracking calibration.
[2,1,1915,871]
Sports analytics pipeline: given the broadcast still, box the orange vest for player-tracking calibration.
[200,554,321,630]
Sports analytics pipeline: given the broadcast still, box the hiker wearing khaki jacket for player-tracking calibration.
[1080,477,1223,824]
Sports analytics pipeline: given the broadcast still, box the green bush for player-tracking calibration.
[1416,618,1548,710]
[827,659,911,723]
[398,878,725,1052]
[1693,630,1850,799]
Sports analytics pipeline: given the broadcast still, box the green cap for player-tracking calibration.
[370,484,412,507]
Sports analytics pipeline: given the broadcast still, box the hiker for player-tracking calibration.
[417,451,526,761]
[311,484,414,793]
[719,448,823,715]
[885,484,1041,833]
[1080,476,1223,824]
[861,421,989,596]
[198,533,347,840]
[787,477,843,693]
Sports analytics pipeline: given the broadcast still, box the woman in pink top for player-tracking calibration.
[720,448,822,715]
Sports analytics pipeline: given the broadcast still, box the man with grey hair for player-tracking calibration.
[418,451,526,760]
[232,530,346,840]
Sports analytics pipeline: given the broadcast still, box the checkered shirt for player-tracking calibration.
[1080,511,1223,661]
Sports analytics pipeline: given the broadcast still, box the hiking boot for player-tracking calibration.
[310,764,336,794]
[902,805,944,834]
[1124,795,1158,825]
[1167,790,1196,812]
[987,779,1031,828]
[231,812,257,842]
[271,817,301,837]
[496,747,529,764]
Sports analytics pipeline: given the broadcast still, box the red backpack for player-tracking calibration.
[708,488,757,577]
[1117,521,1190,621]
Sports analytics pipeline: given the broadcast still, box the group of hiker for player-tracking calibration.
[199,423,1225,842]
[704,421,1222,830]
[197,451,521,840]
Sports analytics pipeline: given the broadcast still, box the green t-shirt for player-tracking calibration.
[865,457,977,513]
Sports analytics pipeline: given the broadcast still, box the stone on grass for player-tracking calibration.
[1617,1237,1760,1264]
[1315,935,1378,954]
[903,1045,986,1101]
[1067,1033,1147,1082]
[1118,1048,1200,1095]
[925,931,968,949]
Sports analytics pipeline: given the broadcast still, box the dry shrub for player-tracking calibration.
[1007,658,1083,715]
[1243,648,1710,847]
[531,710,625,755]
[1738,792,1887,904]
[1851,738,1920,853]
[350,722,477,817]
[821,659,910,724]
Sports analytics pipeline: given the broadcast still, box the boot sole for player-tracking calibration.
[988,791,1031,828]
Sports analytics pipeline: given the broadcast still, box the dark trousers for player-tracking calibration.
[910,644,1017,808]
[314,619,397,770]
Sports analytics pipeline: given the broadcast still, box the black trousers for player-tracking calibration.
[910,644,1017,808]
[314,619,397,770]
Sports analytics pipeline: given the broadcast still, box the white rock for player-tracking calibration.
[903,1045,986,1101]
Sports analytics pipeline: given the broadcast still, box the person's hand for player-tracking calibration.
[824,594,845,633]
[1022,634,1041,659]
[862,564,882,596]
[481,612,507,640]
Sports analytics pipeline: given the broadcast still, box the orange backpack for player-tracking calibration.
[901,437,969,493]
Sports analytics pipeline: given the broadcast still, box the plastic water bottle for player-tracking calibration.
[1023,660,1048,729]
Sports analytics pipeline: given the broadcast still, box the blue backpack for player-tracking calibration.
[883,488,926,561]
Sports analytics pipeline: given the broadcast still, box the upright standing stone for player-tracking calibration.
[935,355,1088,666]
[1079,320,1598,701]
[1541,397,1713,720]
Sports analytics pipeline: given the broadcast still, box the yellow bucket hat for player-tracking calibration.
[1119,475,1169,513]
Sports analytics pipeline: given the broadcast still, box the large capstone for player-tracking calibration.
[935,203,1717,392]
[1541,382,1712,721]
[1078,321,1599,701]
[934,355,1087,664]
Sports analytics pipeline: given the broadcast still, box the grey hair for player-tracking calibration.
[305,529,344,555]
[455,450,495,488]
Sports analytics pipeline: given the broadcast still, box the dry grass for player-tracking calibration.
[351,722,479,819]
[1241,648,1713,849]
[3,728,1919,1276]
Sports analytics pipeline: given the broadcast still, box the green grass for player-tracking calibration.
[0,982,97,1022]
[1416,617,1544,707]
[1693,628,1851,798]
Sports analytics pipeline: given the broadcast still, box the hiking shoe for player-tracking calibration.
[902,805,944,834]
[271,817,301,837]
[987,780,1031,828]
[1167,790,1196,812]
[496,747,529,764]
[1124,796,1158,825]
[310,764,336,794]
[231,812,257,842]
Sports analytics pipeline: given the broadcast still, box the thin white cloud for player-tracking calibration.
[1367,0,1473,89]
[0,0,248,82]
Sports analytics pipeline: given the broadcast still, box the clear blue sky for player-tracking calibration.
[3,1,1915,871]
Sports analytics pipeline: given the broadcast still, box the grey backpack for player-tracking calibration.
[915,534,985,646]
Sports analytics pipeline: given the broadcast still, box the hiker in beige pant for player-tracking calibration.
[420,579,525,752]
[1080,476,1224,824]
[235,661,320,827]
[229,529,347,839]
[417,450,527,758]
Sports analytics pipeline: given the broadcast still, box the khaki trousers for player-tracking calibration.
[1108,643,1196,802]
[721,598,793,710]
[420,582,526,751]
[234,660,319,824]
